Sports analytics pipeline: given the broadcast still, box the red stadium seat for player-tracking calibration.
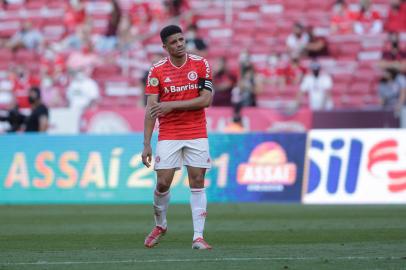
[348,82,371,95]
[15,50,37,63]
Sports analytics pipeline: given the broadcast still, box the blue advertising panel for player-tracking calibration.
[0,133,306,204]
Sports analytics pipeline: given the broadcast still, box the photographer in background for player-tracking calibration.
[0,99,25,133]
[23,87,49,132]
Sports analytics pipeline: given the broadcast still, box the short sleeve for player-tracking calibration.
[145,66,160,95]
[198,58,212,80]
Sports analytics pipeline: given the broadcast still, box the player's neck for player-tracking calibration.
[169,54,187,67]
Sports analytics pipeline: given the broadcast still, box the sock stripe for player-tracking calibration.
[191,188,205,193]
[155,190,170,197]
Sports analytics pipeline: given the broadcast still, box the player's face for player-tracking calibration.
[163,33,186,58]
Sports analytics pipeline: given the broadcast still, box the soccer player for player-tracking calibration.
[141,25,214,250]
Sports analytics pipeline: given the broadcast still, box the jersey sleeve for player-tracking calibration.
[197,58,213,92]
[145,66,160,95]
[199,58,212,80]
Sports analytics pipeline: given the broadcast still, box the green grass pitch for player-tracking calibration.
[0,204,405,270]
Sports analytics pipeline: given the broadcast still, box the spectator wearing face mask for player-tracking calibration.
[291,62,333,112]
[23,87,49,132]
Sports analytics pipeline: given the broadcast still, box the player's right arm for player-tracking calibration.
[142,65,160,168]
[142,94,158,168]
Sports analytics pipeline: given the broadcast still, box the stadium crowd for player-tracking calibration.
[0,0,405,132]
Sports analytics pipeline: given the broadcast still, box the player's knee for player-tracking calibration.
[189,174,205,188]
[156,182,171,193]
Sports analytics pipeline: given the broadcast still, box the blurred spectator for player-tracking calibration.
[261,53,285,87]
[0,98,25,132]
[10,66,41,109]
[385,0,406,32]
[130,1,154,27]
[23,86,49,132]
[62,23,92,50]
[330,0,354,34]
[0,72,13,108]
[379,32,406,73]
[286,22,309,59]
[281,57,307,86]
[117,14,145,52]
[232,51,262,107]
[66,42,102,75]
[95,0,121,52]
[64,0,86,33]
[353,0,382,35]
[164,0,190,17]
[6,21,43,51]
[1,0,8,9]
[66,71,100,113]
[378,68,406,115]
[305,26,329,59]
[185,24,208,57]
[293,62,333,111]
[212,57,237,107]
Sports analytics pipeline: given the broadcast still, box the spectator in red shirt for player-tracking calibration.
[64,0,86,33]
[282,57,307,86]
[330,0,354,34]
[353,0,383,34]
[385,0,406,32]
[130,1,154,26]
[10,66,41,109]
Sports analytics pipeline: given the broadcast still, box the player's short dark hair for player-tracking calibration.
[160,25,183,43]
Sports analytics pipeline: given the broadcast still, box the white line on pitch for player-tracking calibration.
[0,256,402,266]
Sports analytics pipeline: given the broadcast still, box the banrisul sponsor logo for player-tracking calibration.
[169,83,198,93]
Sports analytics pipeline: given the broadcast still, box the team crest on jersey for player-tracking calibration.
[149,77,159,87]
[187,71,198,81]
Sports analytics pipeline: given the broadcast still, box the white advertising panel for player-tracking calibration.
[304,129,406,204]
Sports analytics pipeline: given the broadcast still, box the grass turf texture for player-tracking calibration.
[0,204,405,270]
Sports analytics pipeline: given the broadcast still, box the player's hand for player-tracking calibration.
[141,145,153,168]
[150,102,173,118]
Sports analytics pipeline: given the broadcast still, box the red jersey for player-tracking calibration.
[145,54,212,141]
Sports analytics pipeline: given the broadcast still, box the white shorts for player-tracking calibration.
[154,138,211,171]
